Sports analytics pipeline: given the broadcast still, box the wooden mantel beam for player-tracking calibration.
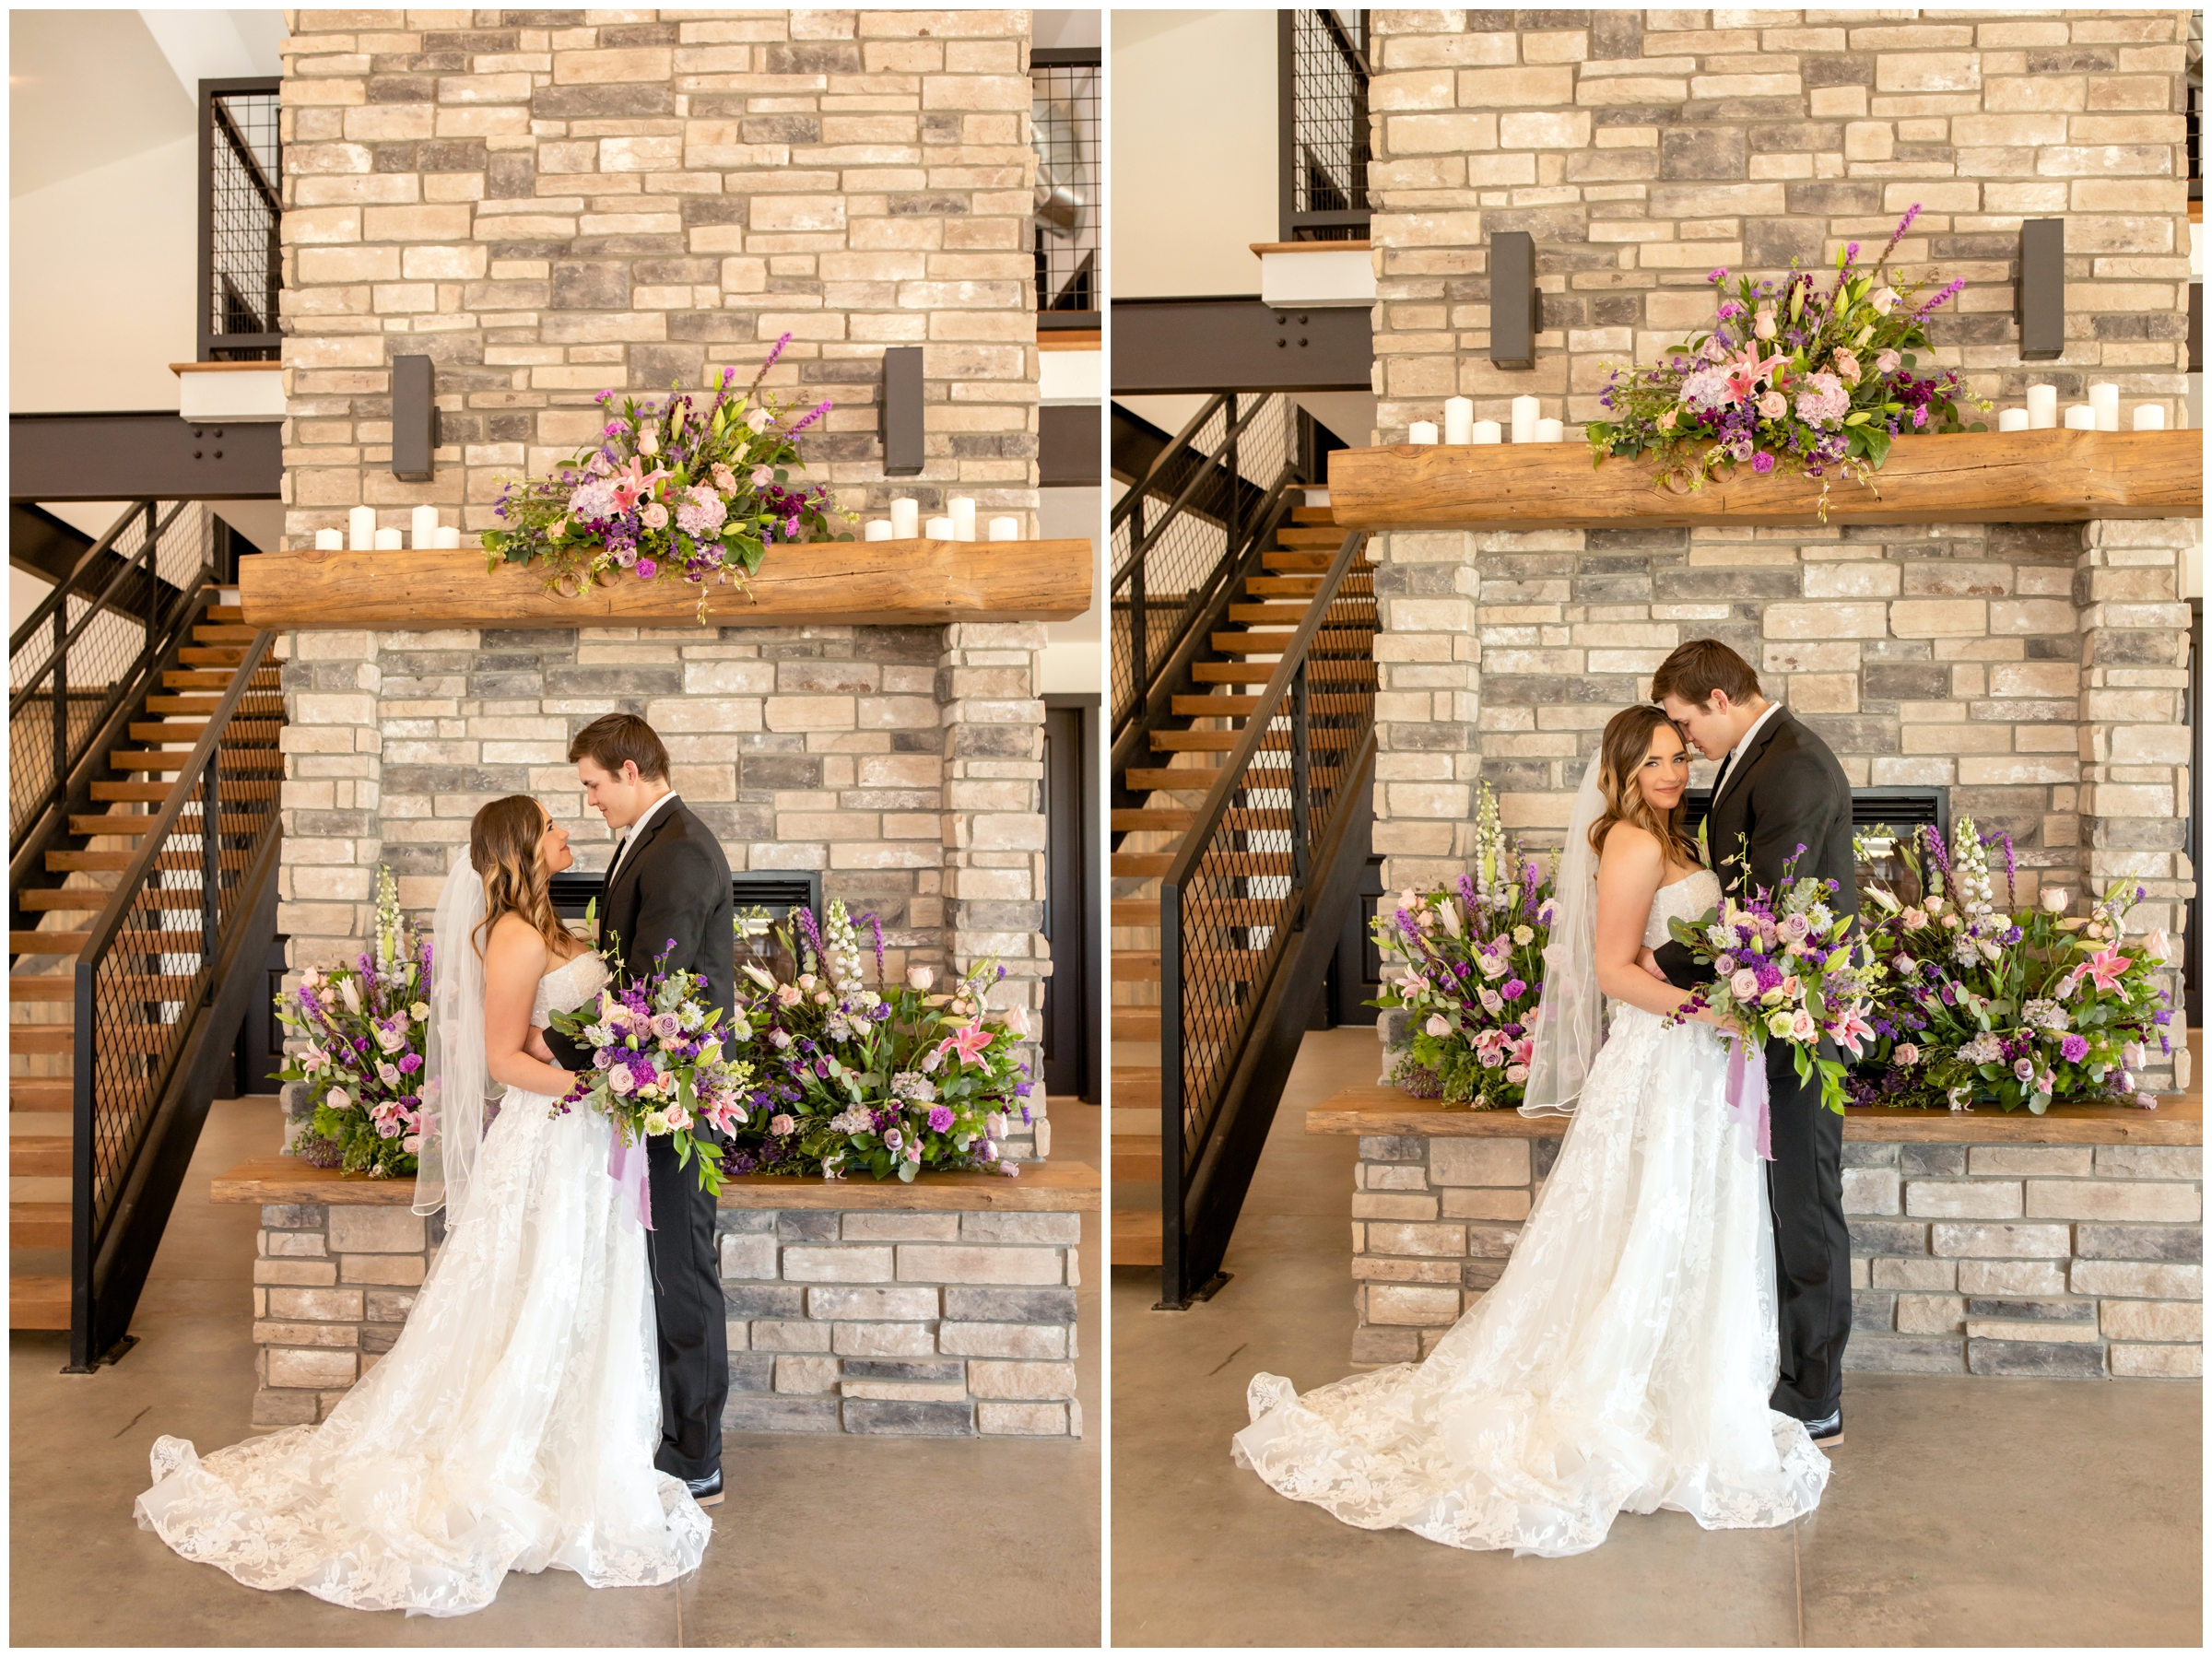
[1327,428,2203,531]
[235,537,1094,630]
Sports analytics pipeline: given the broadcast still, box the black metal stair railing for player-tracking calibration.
[1159,529,1379,1306]
[1109,393,1301,752]
[8,501,208,864]
[68,633,285,1369]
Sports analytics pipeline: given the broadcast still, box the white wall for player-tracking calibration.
[1110,9,1278,300]
[1039,486,1103,696]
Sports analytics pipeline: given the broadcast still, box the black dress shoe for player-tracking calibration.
[682,1468,724,1508]
[1806,1409,1842,1448]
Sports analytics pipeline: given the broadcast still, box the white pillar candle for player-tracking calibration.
[2025,384,2057,429]
[888,497,920,539]
[1535,417,1565,444]
[1472,419,1501,444]
[1996,407,2030,432]
[1407,421,1439,445]
[314,527,344,551]
[2132,404,2166,431]
[988,516,1020,541]
[1442,396,1475,445]
[437,525,462,549]
[924,516,955,540]
[948,497,977,541]
[2064,404,2097,430]
[410,504,440,547]
[347,505,376,551]
[864,519,893,541]
[1510,394,1541,444]
[2088,382,2120,431]
[373,527,402,550]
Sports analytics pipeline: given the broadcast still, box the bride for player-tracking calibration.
[135,795,711,1615]
[1233,705,1830,1556]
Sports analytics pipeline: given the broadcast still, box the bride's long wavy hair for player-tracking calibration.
[1587,705,1702,867]
[469,795,571,960]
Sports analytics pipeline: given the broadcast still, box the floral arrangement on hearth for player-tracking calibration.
[1371,783,1558,1109]
[547,943,755,1201]
[480,334,853,619]
[1663,842,1885,1118]
[1845,817,2173,1114]
[276,867,429,1179]
[720,899,1035,1181]
[1583,206,1991,516]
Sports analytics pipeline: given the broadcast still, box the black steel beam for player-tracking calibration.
[9,503,94,583]
[1040,403,1101,487]
[10,413,280,502]
[1111,297,1372,395]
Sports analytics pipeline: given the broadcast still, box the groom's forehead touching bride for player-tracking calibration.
[1649,638,1771,763]
[569,711,674,833]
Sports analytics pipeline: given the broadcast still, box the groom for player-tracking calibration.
[553,712,734,1505]
[1646,640,1855,1449]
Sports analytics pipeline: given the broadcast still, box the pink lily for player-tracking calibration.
[1724,346,1790,404]
[1833,1006,1876,1059]
[935,1021,994,1068]
[608,456,669,514]
[2084,948,2132,993]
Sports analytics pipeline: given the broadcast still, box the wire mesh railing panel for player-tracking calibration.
[206,85,281,360]
[1031,55,1101,316]
[1287,9,1370,240]
[8,504,209,846]
[1171,544,1377,1161]
[1109,395,1296,733]
[80,662,283,1241]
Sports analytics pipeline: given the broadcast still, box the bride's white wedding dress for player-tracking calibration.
[135,951,711,1616]
[1233,869,1830,1557]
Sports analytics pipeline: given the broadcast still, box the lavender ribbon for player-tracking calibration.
[609,1133,654,1232]
[1724,1035,1774,1163]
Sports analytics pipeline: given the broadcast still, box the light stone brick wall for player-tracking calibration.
[271,13,1058,1150]
[1359,13,2196,1087]
[250,1194,1085,1436]
[1347,1128,2203,1379]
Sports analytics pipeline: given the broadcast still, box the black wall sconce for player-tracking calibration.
[880,346,924,476]
[2016,218,2065,361]
[1488,230,1541,370]
[391,354,440,481]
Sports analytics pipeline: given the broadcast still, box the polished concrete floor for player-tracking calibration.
[1110,1026,2203,1648]
[12,1094,1101,1646]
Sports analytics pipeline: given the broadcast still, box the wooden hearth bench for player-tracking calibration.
[1306,1092,2202,1380]
[215,1156,1100,1439]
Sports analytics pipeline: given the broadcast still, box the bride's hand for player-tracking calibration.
[1635,946,1669,982]
[523,1028,555,1065]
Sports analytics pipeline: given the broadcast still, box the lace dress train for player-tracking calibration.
[1233,872,1829,1556]
[134,954,710,1616]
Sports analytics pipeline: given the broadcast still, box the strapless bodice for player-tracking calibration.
[531,950,611,1026]
[1645,868,1723,950]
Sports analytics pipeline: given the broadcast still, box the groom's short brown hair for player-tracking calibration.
[1651,639,1761,711]
[569,713,670,781]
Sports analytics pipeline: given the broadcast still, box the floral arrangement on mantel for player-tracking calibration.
[481,334,853,620]
[721,899,1035,1181]
[1371,783,1558,1110]
[1584,206,1992,517]
[277,867,429,1179]
[1846,817,2173,1114]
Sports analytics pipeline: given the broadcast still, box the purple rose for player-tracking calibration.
[1501,978,1527,1003]
[927,1105,954,1133]
[398,1052,422,1075]
[2060,1034,2089,1063]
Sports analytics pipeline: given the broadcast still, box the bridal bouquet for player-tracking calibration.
[480,334,853,619]
[1371,784,1557,1108]
[277,866,430,1179]
[547,944,755,1200]
[722,899,1032,1181]
[1850,818,2172,1113]
[1583,205,1989,516]
[1665,843,1883,1119]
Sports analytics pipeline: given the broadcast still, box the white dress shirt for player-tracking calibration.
[1712,700,1783,807]
[606,789,678,886]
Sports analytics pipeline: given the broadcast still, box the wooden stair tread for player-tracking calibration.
[9,933,88,956]
[206,604,245,622]
[1275,526,1348,546]
[10,1137,72,1177]
[7,976,73,1001]
[10,1204,72,1248]
[1113,1065,1162,1104]
[1172,693,1263,717]
[193,624,258,642]
[1111,1146,1164,1183]
[1110,899,1161,926]
[9,1275,71,1330]
[1110,1209,1163,1265]
[8,1028,73,1054]
[1111,852,1175,877]
[1112,1006,1162,1040]
[10,1082,72,1111]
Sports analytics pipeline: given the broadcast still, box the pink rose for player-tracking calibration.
[641,501,669,530]
[1729,969,1759,1002]
[1504,1064,1529,1085]
[1832,349,1861,386]
[1753,308,1776,341]
[607,1064,635,1095]
[1893,1043,1920,1066]
[1757,390,1786,420]
[770,1113,796,1136]
[1870,287,1898,316]
[1876,348,1901,376]
[1788,1011,1818,1042]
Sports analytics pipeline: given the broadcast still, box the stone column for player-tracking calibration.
[1371,528,1486,899]
[2077,518,2196,1092]
[936,621,1051,1158]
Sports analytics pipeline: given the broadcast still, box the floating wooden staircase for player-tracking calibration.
[10,602,283,1332]
[1109,507,1374,1267]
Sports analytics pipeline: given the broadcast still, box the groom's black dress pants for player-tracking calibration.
[646,1127,726,1484]
[1764,1048,1852,1427]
